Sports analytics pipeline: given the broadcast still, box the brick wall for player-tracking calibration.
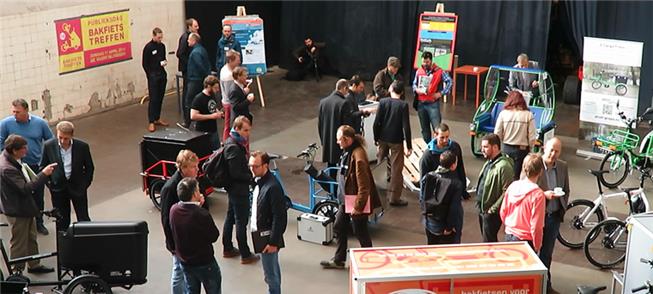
[0,0,184,122]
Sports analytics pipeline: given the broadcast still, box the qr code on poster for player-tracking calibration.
[602,104,614,116]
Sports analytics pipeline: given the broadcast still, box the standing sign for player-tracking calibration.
[55,9,132,74]
[413,13,458,71]
[580,37,643,126]
[223,15,267,76]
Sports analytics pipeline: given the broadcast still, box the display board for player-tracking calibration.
[350,242,546,294]
[412,12,458,71]
[55,9,132,74]
[223,15,267,76]
[580,37,643,126]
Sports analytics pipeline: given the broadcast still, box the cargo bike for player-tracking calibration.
[0,210,148,294]
[469,65,557,156]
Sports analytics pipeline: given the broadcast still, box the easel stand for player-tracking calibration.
[236,6,266,108]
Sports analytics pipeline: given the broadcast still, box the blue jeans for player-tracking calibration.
[181,258,221,294]
[222,199,253,258]
[171,255,186,294]
[261,252,281,294]
[539,213,561,288]
[505,233,535,251]
[416,101,441,143]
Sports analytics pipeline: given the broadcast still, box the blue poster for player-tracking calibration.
[223,15,267,76]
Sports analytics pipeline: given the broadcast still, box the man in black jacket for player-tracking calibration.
[249,151,287,294]
[419,150,464,245]
[160,150,199,294]
[222,116,258,264]
[373,80,412,206]
[318,79,354,173]
[176,18,199,124]
[170,177,221,294]
[344,75,371,134]
[0,135,57,273]
[39,121,94,232]
[142,27,169,132]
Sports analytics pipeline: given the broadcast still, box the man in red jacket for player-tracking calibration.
[412,51,452,143]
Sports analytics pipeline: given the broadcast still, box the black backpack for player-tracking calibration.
[202,146,229,188]
[420,171,451,220]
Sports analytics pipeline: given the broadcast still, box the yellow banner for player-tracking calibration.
[81,10,131,50]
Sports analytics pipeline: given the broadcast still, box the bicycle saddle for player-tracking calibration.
[268,153,287,161]
[622,187,640,194]
[589,169,609,177]
[577,285,607,294]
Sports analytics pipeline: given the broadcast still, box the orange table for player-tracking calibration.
[453,65,489,107]
[349,242,547,294]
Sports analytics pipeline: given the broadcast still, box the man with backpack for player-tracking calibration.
[221,116,258,264]
[419,150,464,245]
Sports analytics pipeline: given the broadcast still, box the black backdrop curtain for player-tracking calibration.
[278,1,552,80]
[278,1,433,80]
[563,1,653,113]
[440,1,551,67]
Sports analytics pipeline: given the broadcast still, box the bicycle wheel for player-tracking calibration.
[557,199,605,249]
[149,179,165,211]
[470,132,486,157]
[64,274,112,294]
[615,84,627,96]
[592,81,602,89]
[583,219,627,269]
[599,152,630,189]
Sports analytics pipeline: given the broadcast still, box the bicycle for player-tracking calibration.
[557,169,650,249]
[594,105,653,188]
[589,71,629,96]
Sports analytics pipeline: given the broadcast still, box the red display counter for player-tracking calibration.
[349,242,547,294]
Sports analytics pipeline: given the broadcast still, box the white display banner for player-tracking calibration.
[579,37,643,126]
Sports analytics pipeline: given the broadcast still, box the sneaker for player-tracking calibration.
[36,224,49,235]
[320,259,345,269]
[27,265,54,274]
[176,122,190,130]
[223,248,240,258]
[240,255,260,264]
[389,199,408,207]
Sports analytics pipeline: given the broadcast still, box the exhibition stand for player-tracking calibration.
[349,242,547,294]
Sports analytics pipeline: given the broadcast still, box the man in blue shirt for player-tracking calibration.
[181,33,212,128]
[215,24,242,72]
[0,99,54,235]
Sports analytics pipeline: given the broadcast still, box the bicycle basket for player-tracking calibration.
[594,129,639,152]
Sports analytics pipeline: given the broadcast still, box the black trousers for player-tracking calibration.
[222,197,252,259]
[184,79,203,126]
[28,164,45,227]
[478,212,502,242]
[334,204,371,263]
[51,188,90,231]
[147,74,167,123]
[502,144,530,180]
[425,228,455,245]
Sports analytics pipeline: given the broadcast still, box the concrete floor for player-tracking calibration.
[1,68,639,293]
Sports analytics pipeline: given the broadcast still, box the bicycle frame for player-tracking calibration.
[579,188,649,225]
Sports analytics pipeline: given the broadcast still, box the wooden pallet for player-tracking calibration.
[402,138,428,192]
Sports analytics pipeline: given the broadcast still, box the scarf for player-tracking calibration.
[229,128,248,146]
[427,138,453,154]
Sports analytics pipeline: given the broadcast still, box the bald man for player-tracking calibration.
[536,137,569,292]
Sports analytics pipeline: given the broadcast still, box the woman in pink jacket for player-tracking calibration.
[500,153,546,252]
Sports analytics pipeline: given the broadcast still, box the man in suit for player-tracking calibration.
[318,79,354,174]
[0,134,57,273]
[249,151,287,294]
[40,121,94,232]
[509,53,539,92]
[230,66,255,126]
[536,137,570,293]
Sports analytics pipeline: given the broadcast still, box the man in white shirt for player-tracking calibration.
[220,50,241,142]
